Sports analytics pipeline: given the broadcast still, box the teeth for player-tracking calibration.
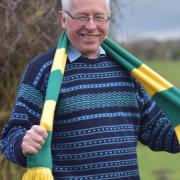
[83,35,97,38]
[82,34,97,36]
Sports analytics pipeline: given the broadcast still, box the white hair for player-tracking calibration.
[61,0,111,14]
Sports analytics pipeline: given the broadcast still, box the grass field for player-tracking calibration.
[145,60,180,88]
[137,145,180,180]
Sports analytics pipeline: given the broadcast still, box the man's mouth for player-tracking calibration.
[81,34,99,40]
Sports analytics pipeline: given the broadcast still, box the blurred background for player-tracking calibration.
[0,0,180,179]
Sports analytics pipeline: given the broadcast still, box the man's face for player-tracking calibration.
[60,0,109,59]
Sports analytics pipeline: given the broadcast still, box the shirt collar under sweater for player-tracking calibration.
[67,44,106,62]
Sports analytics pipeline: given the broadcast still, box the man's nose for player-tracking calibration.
[84,18,97,29]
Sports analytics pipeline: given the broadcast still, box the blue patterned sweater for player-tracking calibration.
[0,47,180,180]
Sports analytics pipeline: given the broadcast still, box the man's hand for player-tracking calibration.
[21,125,48,156]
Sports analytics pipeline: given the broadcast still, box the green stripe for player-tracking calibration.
[57,32,68,49]
[27,132,52,169]
[102,38,143,69]
[102,43,134,72]
[45,70,63,101]
[153,87,180,127]
[26,32,68,170]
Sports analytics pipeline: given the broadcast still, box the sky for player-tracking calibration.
[113,0,180,41]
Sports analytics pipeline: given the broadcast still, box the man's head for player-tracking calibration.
[61,0,111,15]
[60,0,111,59]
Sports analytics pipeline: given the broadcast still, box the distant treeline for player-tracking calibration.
[122,39,180,61]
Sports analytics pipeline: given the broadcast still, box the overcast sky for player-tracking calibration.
[113,0,180,41]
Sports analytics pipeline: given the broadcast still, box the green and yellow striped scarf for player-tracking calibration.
[22,32,180,180]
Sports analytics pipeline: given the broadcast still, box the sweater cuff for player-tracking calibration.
[14,133,27,167]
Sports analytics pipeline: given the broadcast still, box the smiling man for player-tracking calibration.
[0,0,180,180]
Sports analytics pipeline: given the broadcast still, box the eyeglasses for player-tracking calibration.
[63,11,110,24]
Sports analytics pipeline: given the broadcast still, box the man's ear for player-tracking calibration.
[59,11,66,29]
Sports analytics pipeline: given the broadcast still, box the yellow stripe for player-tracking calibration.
[132,64,173,96]
[22,168,53,180]
[51,48,67,73]
[40,100,56,131]
[175,125,180,144]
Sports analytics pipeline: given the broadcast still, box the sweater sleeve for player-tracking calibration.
[137,82,180,153]
[0,55,49,167]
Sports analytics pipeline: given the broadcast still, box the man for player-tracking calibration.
[0,0,179,179]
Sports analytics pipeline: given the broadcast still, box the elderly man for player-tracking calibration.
[0,0,179,179]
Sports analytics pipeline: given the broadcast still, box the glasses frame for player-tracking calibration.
[62,11,110,24]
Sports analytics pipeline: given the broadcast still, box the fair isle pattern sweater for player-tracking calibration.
[0,47,180,180]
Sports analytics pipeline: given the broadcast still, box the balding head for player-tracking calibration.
[61,0,111,15]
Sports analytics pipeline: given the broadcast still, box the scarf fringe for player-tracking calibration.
[22,168,53,180]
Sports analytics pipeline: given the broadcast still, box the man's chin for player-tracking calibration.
[81,49,99,58]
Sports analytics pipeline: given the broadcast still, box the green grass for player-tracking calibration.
[145,60,180,88]
[137,145,180,180]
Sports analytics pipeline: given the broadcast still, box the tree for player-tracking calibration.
[0,1,62,179]
[0,0,62,129]
[109,0,135,40]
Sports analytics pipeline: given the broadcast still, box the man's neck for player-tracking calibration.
[67,44,106,62]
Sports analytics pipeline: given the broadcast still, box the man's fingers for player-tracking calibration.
[22,145,39,156]
[26,130,45,145]
[21,125,48,156]
[22,134,43,155]
[32,125,48,139]
[27,125,48,145]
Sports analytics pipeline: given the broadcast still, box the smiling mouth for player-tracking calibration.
[81,34,99,39]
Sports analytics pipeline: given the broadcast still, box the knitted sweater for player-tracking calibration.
[0,47,180,180]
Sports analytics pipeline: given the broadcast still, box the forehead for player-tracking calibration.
[69,0,108,14]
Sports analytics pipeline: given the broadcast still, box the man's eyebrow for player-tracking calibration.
[72,12,88,15]
[74,12,107,16]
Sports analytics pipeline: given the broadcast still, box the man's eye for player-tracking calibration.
[95,16,106,21]
[77,17,89,21]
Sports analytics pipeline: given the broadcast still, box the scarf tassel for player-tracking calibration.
[22,168,53,180]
